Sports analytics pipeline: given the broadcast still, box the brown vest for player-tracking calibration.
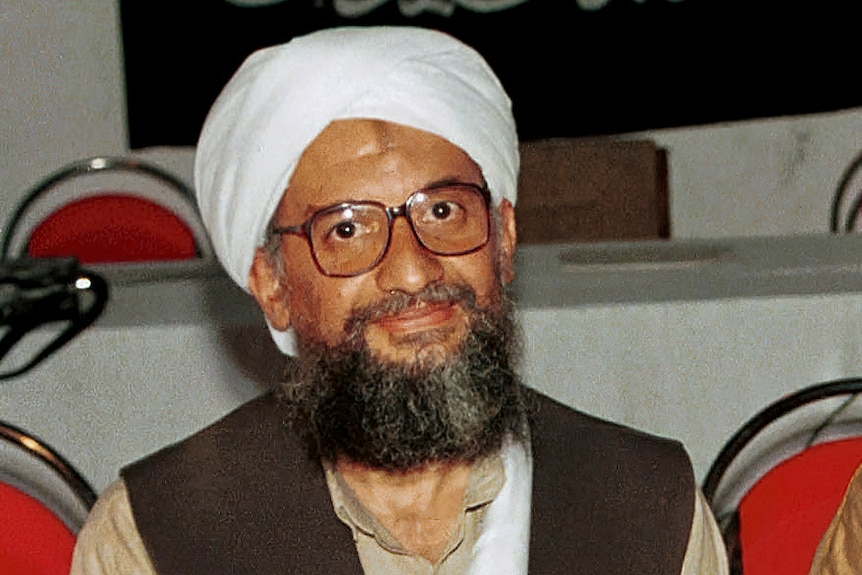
[123,390,695,574]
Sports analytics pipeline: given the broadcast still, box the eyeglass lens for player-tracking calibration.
[309,185,489,276]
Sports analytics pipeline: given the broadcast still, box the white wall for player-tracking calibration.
[1,1,127,201]
[649,115,862,238]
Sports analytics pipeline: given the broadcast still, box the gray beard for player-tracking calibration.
[277,283,528,471]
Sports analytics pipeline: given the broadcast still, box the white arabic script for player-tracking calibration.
[225,0,684,18]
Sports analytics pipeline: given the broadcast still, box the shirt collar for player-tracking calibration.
[323,452,505,553]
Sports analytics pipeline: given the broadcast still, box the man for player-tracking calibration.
[809,465,862,574]
[71,26,727,575]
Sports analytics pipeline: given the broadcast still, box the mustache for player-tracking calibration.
[345,283,478,331]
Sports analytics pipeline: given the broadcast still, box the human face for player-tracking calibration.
[249,119,517,365]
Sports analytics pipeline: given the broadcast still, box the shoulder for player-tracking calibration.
[120,391,316,535]
[527,389,693,501]
[70,479,157,575]
[115,393,357,574]
[809,464,862,574]
[680,489,730,575]
[124,392,298,484]
[527,388,691,468]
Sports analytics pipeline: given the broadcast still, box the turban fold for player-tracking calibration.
[194,26,519,354]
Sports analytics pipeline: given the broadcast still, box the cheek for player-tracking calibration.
[455,250,503,306]
[284,269,366,344]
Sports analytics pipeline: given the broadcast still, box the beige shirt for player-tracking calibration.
[323,455,504,575]
[809,465,862,575]
[70,465,728,575]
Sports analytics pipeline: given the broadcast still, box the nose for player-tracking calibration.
[374,216,444,294]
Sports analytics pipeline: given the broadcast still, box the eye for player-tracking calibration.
[431,201,464,220]
[431,201,454,220]
[334,221,356,239]
[326,219,363,242]
[322,218,380,244]
[418,199,466,227]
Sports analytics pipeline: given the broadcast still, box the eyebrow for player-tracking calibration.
[422,176,486,190]
[306,176,486,209]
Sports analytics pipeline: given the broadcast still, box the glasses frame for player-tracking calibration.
[270,182,492,277]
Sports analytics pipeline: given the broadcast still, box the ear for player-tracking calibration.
[496,199,517,284]
[248,248,292,331]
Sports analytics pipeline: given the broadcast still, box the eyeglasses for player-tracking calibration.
[271,182,491,277]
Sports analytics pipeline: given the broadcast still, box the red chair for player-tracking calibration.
[2,156,209,264]
[0,483,76,575]
[702,378,862,575]
[0,421,96,575]
[27,193,197,264]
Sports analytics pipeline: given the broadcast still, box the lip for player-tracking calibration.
[372,302,458,334]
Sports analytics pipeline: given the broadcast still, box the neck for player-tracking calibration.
[336,458,472,563]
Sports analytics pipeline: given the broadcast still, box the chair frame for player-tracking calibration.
[703,377,862,503]
[0,420,96,511]
[830,151,862,233]
[1,156,208,262]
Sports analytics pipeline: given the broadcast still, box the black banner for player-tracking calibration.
[120,0,860,148]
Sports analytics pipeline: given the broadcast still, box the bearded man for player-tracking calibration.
[71,26,727,575]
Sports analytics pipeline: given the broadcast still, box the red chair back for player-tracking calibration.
[0,482,76,575]
[737,436,862,575]
[27,193,198,264]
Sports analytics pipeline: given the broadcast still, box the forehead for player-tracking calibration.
[279,119,484,218]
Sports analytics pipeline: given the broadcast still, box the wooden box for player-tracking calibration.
[515,138,669,244]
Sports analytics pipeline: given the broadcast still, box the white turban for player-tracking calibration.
[194,26,519,354]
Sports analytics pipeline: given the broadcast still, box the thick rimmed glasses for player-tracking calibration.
[271,182,491,277]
